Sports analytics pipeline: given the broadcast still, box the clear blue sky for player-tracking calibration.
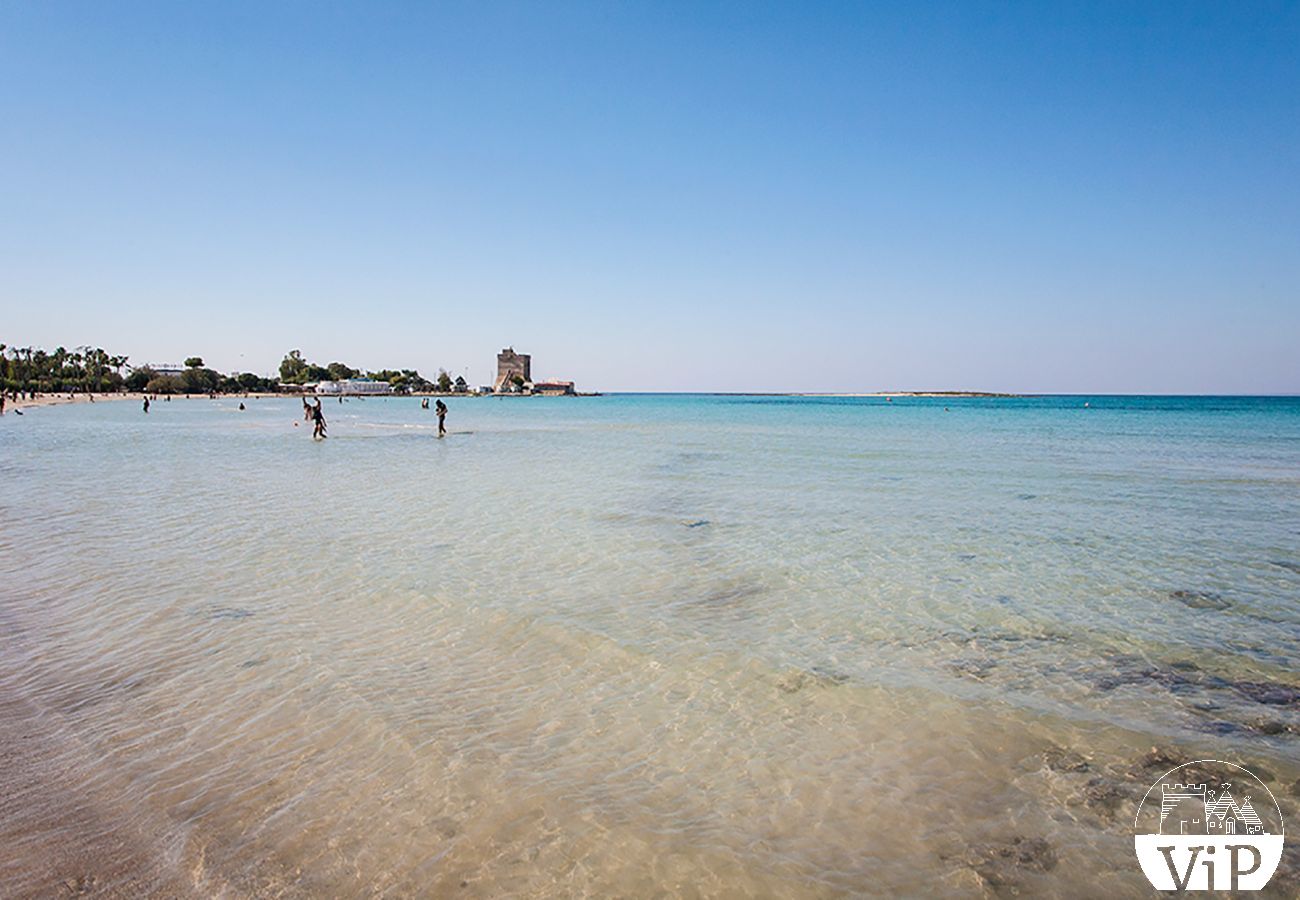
[1,1,1296,392]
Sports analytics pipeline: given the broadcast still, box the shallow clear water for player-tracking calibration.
[2,394,1298,896]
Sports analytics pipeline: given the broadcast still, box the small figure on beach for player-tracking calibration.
[0,393,5,415]
[311,398,327,440]
[435,399,447,437]
[421,397,429,409]
[143,397,150,413]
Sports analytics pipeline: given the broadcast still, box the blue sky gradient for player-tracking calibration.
[1,1,1297,392]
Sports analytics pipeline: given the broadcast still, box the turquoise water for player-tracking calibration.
[2,394,1298,896]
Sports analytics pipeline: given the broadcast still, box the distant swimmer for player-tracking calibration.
[238,402,245,410]
[435,399,447,437]
[311,398,327,440]
[143,397,150,413]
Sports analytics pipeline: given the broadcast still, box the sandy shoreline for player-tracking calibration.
[2,391,294,413]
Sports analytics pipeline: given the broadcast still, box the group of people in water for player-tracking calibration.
[133,392,449,439]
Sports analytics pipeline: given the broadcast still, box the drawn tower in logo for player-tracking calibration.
[1160,782,1208,835]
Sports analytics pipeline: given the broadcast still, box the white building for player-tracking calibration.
[315,378,391,395]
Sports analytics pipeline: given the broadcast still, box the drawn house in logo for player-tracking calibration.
[1160,783,1208,834]
[1206,787,1266,836]
[1159,782,1270,836]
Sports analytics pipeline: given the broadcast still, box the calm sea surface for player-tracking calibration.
[2,394,1298,896]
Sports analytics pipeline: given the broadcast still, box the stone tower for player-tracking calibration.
[495,347,531,391]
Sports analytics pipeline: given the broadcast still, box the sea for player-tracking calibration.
[1,394,1298,897]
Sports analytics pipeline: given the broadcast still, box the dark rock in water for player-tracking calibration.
[809,665,850,685]
[1043,746,1090,773]
[777,667,849,694]
[1094,673,1134,692]
[1083,777,1128,814]
[1129,755,1247,798]
[693,582,765,611]
[1271,560,1300,575]
[1249,718,1291,736]
[949,658,997,681]
[1231,680,1300,707]
[684,519,710,529]
[969,836,1058,889]
[962,626,1069,647]
[1197,720,1245,736]
[1136,746,1188,773]
[1169,589,1233,611]
[1093,660,1233,697]
[61,875,99,895]
[1247,763,1277,783]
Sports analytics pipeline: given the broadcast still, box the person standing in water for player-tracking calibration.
[435,399,447,437]
[311,398,327,440]
[143,396,150,413]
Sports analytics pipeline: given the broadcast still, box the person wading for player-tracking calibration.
[435,399,447,437]
[311,398,327,440]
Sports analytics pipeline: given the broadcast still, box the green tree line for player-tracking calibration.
[2,344,276,395]
[2,343,467,396]
[278,350,466,394]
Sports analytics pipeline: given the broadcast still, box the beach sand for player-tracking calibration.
[3,392,286,413]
